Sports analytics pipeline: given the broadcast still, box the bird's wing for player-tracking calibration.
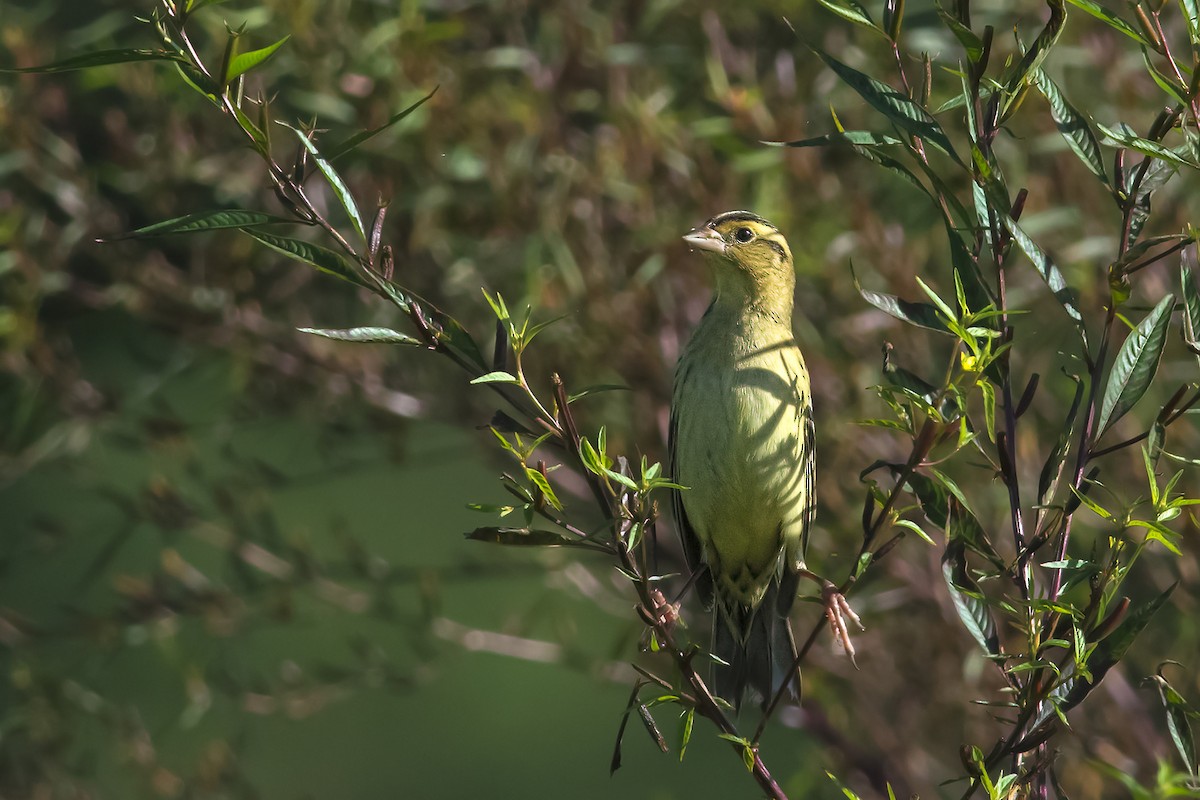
[800,403,816,562]
[668,405,714,609]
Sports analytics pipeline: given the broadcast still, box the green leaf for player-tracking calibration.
[1148,670,1198,777]
[936,7,984,63]
[524,467,563,511]
[1020,583,1176,749]
[470,371,521,385]
[1113,233,1195,273]
[1139,46,1190,105]
[103,209,291,240]
[767,131,904,148]
[1063,0,1146,43]
[224,35,289,84]
[297,326,420,345]
[242,229,368,287]
[853,268,954,334]
[1127,158,1178,246]
[942,540,1001,657]
[906,471,1003,568]
[1182,0,1200,42]
[998,0,1065,104]
[1032,70,1110,187]
[568,384,630,403]
[465,527,577,547]
[998,212,1087,342]
[979,379,996,443]
[1038,374,1084,505]
[1181,265,1200,366]
[324,87,438,162]
[0,49,184,73]
[282,124,367,241]
[814,0,881,32]
[677,707,695,762]
[1097,293,1175,436]
[810,46,962,164]
[1097,123,1200,170]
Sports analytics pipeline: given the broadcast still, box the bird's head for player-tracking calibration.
[682,211,794,317]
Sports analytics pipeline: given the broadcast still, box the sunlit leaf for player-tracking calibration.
[103,209,291,240]
[1019,583,1176,749]
[813,0,881,31]
[1097,123,1200,170]
[1033,69,1110,187]
[1181,265,1200,366]
[225,35,289,84]
[282,123,367,241]
[810,46,962,164]
[1063,0,1146,43]
[936,7,984,63]
[1096,293,1175,436]
[297,326,420,345]
[942,540,1001,656]
[767,131,903,148]
[999,211,1087,342]
[1147,669,1198,777]
[853,268,954,334]
[242,229,368,287]
[470,371,521,385]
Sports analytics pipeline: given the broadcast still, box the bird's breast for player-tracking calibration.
[672,312,813,604]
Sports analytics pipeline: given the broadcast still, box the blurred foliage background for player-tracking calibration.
[2,0,1199,797]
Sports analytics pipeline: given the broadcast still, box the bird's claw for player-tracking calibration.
[821,583,863,665]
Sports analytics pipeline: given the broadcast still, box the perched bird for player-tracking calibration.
[670,211,857,710]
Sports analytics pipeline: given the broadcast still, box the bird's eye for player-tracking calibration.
[734,227,754,243]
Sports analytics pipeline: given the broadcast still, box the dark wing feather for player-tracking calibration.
[668,399,713,609]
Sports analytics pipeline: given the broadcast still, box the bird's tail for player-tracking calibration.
[712,573,801,711]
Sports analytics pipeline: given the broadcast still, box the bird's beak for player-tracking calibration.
[682,226,726,255]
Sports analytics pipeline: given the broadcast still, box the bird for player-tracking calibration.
[669,210,859,711]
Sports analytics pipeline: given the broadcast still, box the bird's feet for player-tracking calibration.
[800,569,864,664]
[821,582,863,664]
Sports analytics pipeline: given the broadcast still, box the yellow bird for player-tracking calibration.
[670,210,857,709]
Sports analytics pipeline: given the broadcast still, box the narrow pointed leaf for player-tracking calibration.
[936,7,984,62]
[465,527,578,547]
[1020,583,1176,746]
[104,209,291,240]
[854,269,954,334]
[283,124,366,241]
[1181,266,1200,365]
[998,0,1065,101]
[1097,293,1175,436]
[1063,0,1146,43]
[814,0,881,31]
[470,371,520,385]
[767,131,903,148]
[906,471,1003,567]
[297,326,420,345]
[1038,374,1084,504]
[1032,70,1109,187]
[0,49,184,73]
[225,35,289,84]
[1148,672,1198,777]
[999,212,1087,342]
[943,540,1001,656]
[1097,123,1200,170]
[811,46,962,164]
[243,229,367,286]
[324,87,438,162]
